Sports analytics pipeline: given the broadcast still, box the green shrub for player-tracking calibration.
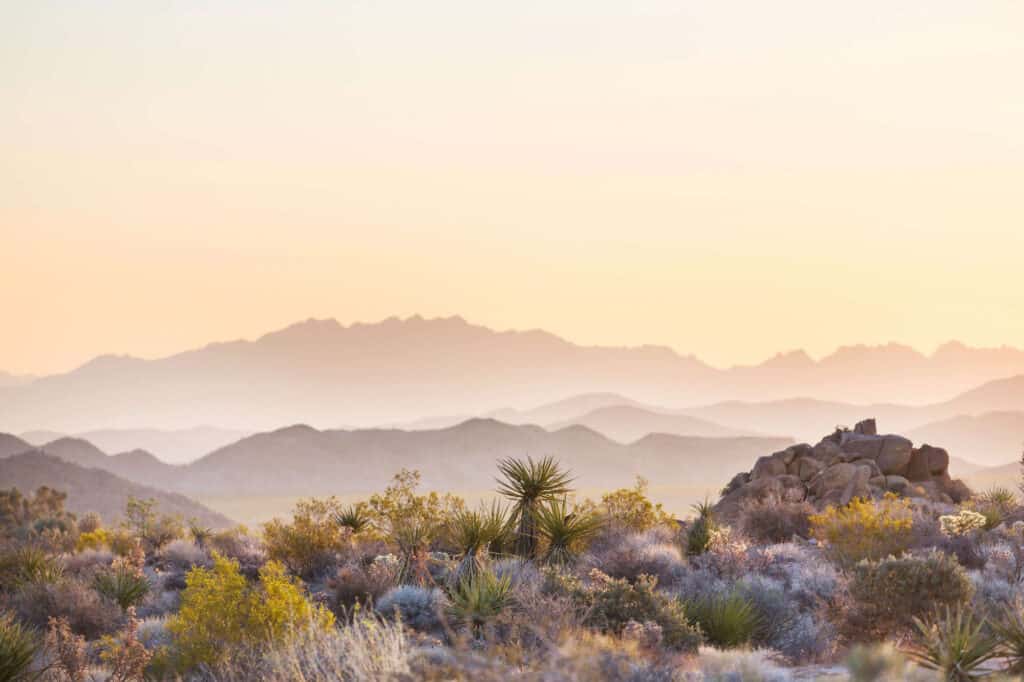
[167,553,335,671]
[581,570,702,652]
[684,590,762,648]
[908,605,997,681]
[124,497,184,552]
[686,499,718,557]
[0,545,63,591]
[262,497,352,578]
[448,571,513,635]
[592,477,675,532]
[0,612,39,682]
[94,559,150,610]
[847,550,974,639]
[535,498,602,566]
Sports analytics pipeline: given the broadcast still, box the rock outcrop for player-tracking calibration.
[715,419,971,521]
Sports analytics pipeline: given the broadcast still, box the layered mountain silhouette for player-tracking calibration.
[0,451,231,527]
[4,316,1024,433]
[0,421,792,500]
[19,427,251,464]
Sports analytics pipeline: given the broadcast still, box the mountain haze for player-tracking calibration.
[4,317,1024,433]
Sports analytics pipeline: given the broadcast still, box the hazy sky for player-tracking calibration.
[3,1,1024,375]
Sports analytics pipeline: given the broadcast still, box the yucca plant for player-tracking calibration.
[449,502,508,586]
[535,498,602,566]
[684,590,762,648]
[334,503,373,535]
[0,612,39,682]
[94,563,150,610]
[393,519,433,586]
[188,520,213,549]
[0,545,63,591]
[907,605,998,681]
[448,570,513,636]
[496,456,574,559]
[992,600,1024,674]
[686,498,717,557]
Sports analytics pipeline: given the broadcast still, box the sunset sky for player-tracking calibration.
[3,1,1023,375]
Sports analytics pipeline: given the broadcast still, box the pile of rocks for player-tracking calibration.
[715,418,972,520]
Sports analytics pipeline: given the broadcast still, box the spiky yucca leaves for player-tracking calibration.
[393,520,433,586]
[0,545,63,591]
[189,520,213,549]
[449,502,509,586]
[535,498,602,566]
[686,498,717,557]
[907,605,997,681]
[496,456,574,559]
[334,504,373,535]
[448,570,513,636]
[992,600,1024,674]
[0,612,39,682]
[94,561,150,610]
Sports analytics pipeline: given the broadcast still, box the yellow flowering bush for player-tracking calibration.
[76,528,110,551]
[167,552,334,670]
[809,494,914,567]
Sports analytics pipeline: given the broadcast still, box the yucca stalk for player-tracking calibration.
[535,498,602,566]
[334,503,373,535]
[496,456,574,559]
[450,502,508,586]
[907,605,997,681]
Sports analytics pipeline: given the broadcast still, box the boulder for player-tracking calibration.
[885,475,910,494]
[714,475,806,522]
[876,435,913,475]
[907,445,949,481]
[812,462,861,496]
[796,457,825,481]
[751,455,788,480]
[841,435,884,461]
[812,439,844,466]
[854,418,877,436]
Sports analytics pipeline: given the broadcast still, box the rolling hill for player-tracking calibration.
[20,427,250,464]
[0,432,32,458]
[907,412,1024,468]
[0,451,232,527]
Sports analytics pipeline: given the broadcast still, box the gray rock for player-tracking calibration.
[854,418,877,436]
[812,440,843,466]
[877,435,913,475]
[751,455,788,480]
[797,457,825,482]
[885,475,910,493]
[842,435,884,461]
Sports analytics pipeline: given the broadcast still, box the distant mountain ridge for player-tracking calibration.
[3,316,1024,432]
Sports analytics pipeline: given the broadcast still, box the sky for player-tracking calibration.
[3,1,1024,376]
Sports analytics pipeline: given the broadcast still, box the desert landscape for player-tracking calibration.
[4,1,1024,680]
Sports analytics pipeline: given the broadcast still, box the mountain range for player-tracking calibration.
[5,316,1024,433]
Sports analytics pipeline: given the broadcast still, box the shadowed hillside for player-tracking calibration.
[0,451,232,527]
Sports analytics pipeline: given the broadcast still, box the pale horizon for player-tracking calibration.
[4,1,1024,375]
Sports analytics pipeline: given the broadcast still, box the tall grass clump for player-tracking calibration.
[684,591,762,648]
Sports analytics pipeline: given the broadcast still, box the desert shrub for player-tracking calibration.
[535,498,602,566]
[583,528,685,587]
[158,538,211,573]
[733,573,834,663]
[124,497,184,552]
[581,570,702,652]
[968,487,1019,531]
[684,590,762,648]
[686,647,793,681]
[908,605,997,681]
[94,556,151,610]
[939,509,988,537]
[45,615,89,682]
[591,477,675,532]
[448,571,513,635]
[738,499,814,544]
[847,550,974,639]
[167,553,335,670]
[0,611,40,682]
[844,643,925,682]
[1,487,77,551]
[62,548,114,577]
[376,585,447,632]
[262,497,353,579]
[242,615,412,681]
[0,545,63,591]
[135,615,172,652]
[809,493,914,567]
[367,469,464,543]
[76,527,110,552]
[207,526,266,577]
[330,561,397,612]
[77,511,103,534]
[107,528,140,557]
[14,579,122,639]
[97,607,152,681]
[135,586,181,620]
[333,503,374,535]
[491,557,543,595]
